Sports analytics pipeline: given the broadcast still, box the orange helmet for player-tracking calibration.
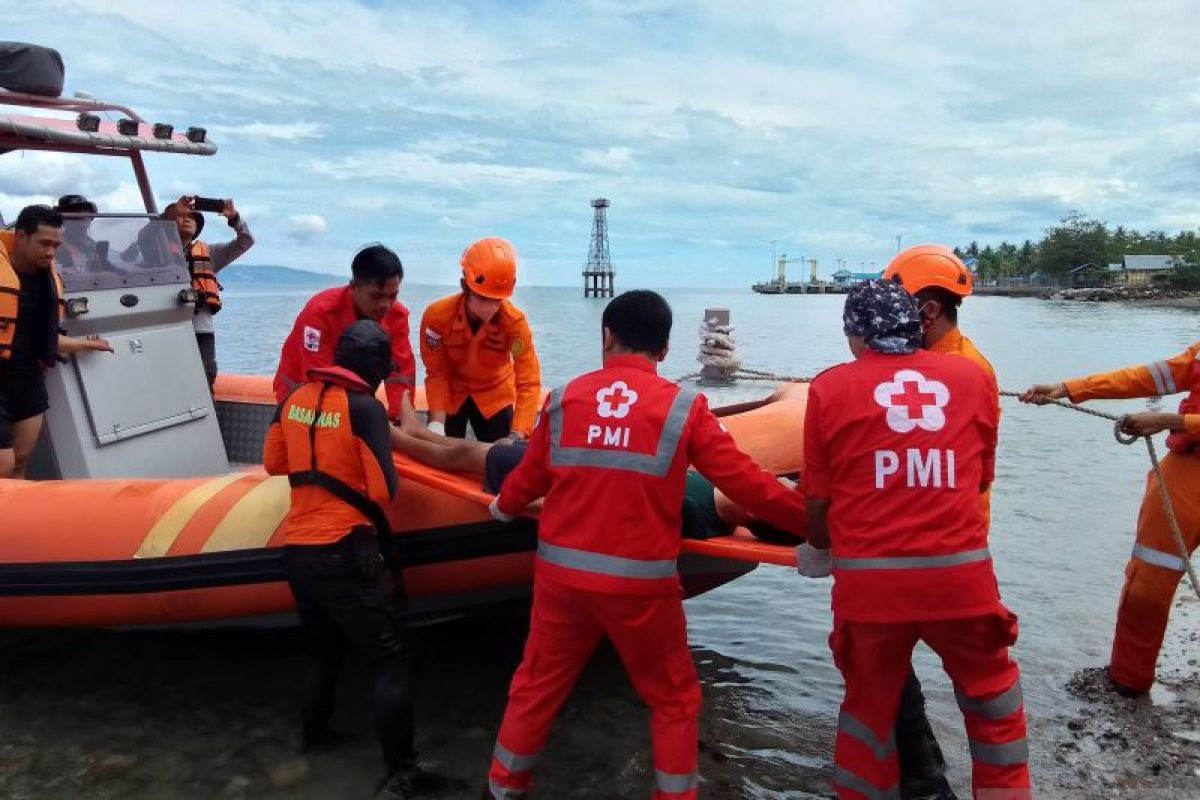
[461,237,517,300]
[883,244,974,298]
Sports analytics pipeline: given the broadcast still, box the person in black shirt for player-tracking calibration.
[0,205,112,478]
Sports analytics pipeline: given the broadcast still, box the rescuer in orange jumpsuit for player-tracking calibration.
[883,244,998,800]
[1022,344,1200,696]
[419,237,541,442]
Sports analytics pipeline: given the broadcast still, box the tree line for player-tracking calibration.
[954,212,1200,287]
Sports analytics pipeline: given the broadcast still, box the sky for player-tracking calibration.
[1,1,1198,287]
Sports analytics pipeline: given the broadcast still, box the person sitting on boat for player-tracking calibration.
[275,244,416,422]
[482,289,808,800]
[1021,349,1200,698]
[53,194,101,271]
[419,237,541,442]
[798,279,1029,800]
[0,205,112,479]
[162,195,255,391]
[264,319,450,800]
[391,394,805,544]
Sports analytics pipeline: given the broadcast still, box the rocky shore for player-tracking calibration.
[1046,285,1200,307]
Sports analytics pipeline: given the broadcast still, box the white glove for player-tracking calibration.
[796,543,833,578]
[427,420,445,436]
[488,497,515,523]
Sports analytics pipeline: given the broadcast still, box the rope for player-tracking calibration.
[674,368,813,385]
[1000,389,1200,600]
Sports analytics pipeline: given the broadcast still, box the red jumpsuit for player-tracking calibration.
[273,286,416,419]
[487,354,808,799]
[1063,342,1200,693]
[805,349,1030,800]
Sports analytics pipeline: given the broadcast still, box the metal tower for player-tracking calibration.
[583,197,614,297]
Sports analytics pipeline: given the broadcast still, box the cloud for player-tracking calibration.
[3,1,1199,284]
[286,213,328,242]
[208,122,325,142]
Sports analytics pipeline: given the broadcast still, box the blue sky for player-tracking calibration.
[1,1,1197,287]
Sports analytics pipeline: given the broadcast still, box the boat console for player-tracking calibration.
[27,215,230,479]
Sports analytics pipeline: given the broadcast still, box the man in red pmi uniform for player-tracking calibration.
[485,290,808,799]
[799,281,1029,800]
[1022,343,1200,696]
[274,244,416,419]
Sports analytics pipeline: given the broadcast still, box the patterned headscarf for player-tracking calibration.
[842,279,922,354]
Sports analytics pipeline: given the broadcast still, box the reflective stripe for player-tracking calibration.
[1132,543,1187,572]
[487,780,525,799]
[537,541,676,580]
[833,765,901,800]
[955,680,1024,719]
[655,769,698,793]
[833,547,991,571]
[548,386,695,476]
[968,737,1029,766]
[1146,360,1175,396]
[283,376,299,389]
[493,742,539,773]
[385,375,415,385]
[838,710,897,760]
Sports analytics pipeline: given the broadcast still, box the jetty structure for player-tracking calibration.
[583,197,614,298]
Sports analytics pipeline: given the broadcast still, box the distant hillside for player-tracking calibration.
[220,264,343,288]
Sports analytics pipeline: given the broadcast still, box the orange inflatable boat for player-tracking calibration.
[0,375,807,627]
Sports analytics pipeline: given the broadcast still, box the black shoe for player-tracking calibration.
[377,765,466,799]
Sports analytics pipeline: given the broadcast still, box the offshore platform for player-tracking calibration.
[583,198,614,298]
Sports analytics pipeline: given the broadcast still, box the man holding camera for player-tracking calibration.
[163,195,255,390]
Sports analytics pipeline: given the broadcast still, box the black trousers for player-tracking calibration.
[896,669,955,799]
[444,396,514,442]
[283,535,414,773]
[195,331,218,391]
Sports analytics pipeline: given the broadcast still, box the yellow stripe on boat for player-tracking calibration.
[135,474,247,559]
[202,476,291,553]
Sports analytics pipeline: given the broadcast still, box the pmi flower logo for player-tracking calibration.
[873,369,950,433]
[596,381,639,419]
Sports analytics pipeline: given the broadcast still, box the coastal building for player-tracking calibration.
[1107,255,1177,287]
[831,269,883,287]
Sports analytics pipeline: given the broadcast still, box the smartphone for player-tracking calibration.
[192,196,225,213]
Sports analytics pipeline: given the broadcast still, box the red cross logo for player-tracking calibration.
[596,380,639,419]
[898,381,939,418]
[873,369,950,433]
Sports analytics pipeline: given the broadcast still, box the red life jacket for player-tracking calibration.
[187,240,222,314]
[1166,359,1200,454]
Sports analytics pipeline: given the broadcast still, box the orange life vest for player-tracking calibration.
[0,230,65,365]
[187,240,221,314]
[1166,360,1200,454]
[277,367,392,546]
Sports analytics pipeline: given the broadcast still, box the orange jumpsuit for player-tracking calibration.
[929,327,997,525]
[420,293,541,436]
[1064,342,1200,693]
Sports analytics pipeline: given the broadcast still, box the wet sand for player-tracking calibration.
[3,596,1199,799]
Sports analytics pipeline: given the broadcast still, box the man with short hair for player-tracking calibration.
[483,290,808,799]
[798,280,1029,800]
[163,195,255,390]
[274,244,416,420]
[0,205,112,479]
[420,237,541,442]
